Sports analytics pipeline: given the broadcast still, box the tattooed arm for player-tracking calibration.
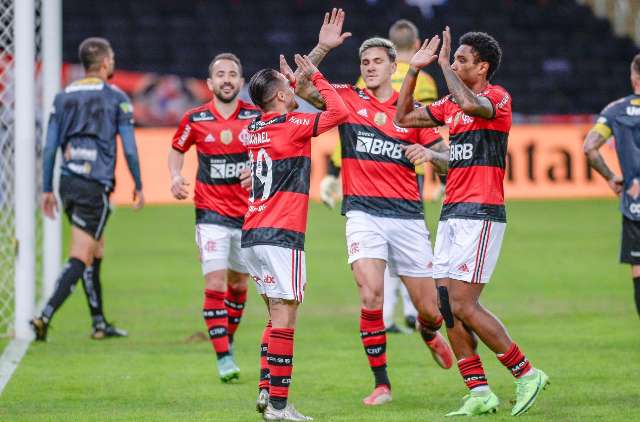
[438,26,494,119]
[403,141,449,175]
[583,129,623,195]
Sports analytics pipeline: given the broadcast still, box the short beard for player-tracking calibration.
[214,91,238,104]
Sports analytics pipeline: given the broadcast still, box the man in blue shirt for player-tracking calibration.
[31,37,144,341]
[584,53,640,317]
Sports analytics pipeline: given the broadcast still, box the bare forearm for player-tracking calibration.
[441,65,480,111]
[294,44,332,109]
[168,149,185,178]
[429,150,449,174]
[587,150,614,181]
[396,67,419,123]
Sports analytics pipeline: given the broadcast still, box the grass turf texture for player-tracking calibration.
[1,200,638,421]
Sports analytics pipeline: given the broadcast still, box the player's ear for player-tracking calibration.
[239,77,245,89]
[390,60,397,74]
[206,78,215,92]
[478,61,489,78]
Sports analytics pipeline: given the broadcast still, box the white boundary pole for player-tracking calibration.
[13,0,36,340]
[41,0,62,300]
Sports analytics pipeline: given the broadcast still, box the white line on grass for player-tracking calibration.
[0,338,31,395]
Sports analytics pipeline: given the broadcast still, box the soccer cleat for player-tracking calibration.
[445,391,500,416]
[362,385,392,406]
[91,322,128,340]
[425,332,454,369]
[30,318,48,341]
[405,315,417,330]
[511,369,549,416]
[217,355,240,383]
[256,389,270,413]
[263,403,313,421]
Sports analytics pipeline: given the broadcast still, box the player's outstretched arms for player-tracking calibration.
[583,129,622,195]
[295,8,351,109]
[438,26,493,119]
[168,148,190,200]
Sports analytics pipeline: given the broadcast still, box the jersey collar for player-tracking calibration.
[208,99,243,121]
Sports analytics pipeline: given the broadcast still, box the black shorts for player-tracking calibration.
[59,174,111,240]
[620,215,640,265]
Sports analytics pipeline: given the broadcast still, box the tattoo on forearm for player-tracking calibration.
[430,151,449,174]
[306,44,330,66]
[441,66,478,109]
[588,152,614,181]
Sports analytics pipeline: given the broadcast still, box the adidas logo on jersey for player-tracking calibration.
[357,108,368,118]
[355,131,402,159]
[204,134,215,143]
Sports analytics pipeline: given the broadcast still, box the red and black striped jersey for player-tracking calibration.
[171,100,260,228]
[426,84,511,222]
[334,85,443,219]
[241,72,349,250]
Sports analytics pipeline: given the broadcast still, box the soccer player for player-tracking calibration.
[320,19,441,334]
[31,37,143,341]
[584,53,640,317]
[297,37,454,406]
[394,27,549,416]
[243,53,348,421]
[168,53,259,382]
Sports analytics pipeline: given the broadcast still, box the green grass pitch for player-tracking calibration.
[1,199,638,421]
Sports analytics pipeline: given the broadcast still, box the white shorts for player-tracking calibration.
[195,224,248,275]
[345,211,433,278]
[243,245,306,303]
[433,218,506,283]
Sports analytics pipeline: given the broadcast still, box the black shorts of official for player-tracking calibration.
[620,215,640,265]
[59,174,111,240]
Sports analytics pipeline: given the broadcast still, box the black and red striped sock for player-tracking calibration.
[418,315,443,342]
[259,320,272,391]
[225,285,248,344]
[360,308,390,389]
[268,328,295,410]
[458,354,489,391]
[203,289,229,359]
[497,342,533,378]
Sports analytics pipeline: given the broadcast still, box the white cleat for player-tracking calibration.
[262,403,313,421]
[256,389,269,413]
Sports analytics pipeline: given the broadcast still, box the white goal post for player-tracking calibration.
[0,0,61,340]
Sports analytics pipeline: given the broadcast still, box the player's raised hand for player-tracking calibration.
[279,54,296,87]
[170,174,190,200]
[294,54,319,81]
[41,192,58,219]
[410,36,441,70]
[438,26,452,67]
[318,8,351,50]
[402,144,432,166]
[133,189,145,210]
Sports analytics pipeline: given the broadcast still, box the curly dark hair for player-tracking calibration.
[459,32,502,80]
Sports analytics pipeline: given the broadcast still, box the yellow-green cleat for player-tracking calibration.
[511,369,549,416]
[445,390,500,416]
[217,355,240,383]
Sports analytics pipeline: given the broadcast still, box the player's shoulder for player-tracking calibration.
[184,103,215,123]
[62,77,105,96]
[247,113,287,131]
[480,84,511,109]
[601,95,635,115]
[331,83,360,96]
[237,100,261,120]
[286,111,316,127]
[105,82,129,99]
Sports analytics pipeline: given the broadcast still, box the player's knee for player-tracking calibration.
[361,289,383,309]
[227,270,248,290]
[204,270,226,291]
[450,299,477,323]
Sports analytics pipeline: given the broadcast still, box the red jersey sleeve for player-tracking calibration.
[426,95,449,125]
[171,113,196,152]
[288,73,349,141]
[482,86,511,120]
[417,127,443,148]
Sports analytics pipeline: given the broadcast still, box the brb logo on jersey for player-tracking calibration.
[450,143,474,161]
[355,131,402,160]
[210,159,248,179]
